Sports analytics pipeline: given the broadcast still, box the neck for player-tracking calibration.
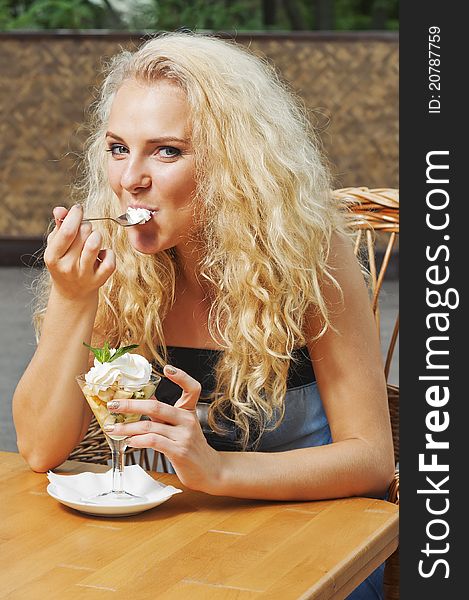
[174,240,210,299]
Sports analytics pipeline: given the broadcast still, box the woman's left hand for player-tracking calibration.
[104,365,222,493]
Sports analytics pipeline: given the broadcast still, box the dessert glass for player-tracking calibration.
[76,374,160,504]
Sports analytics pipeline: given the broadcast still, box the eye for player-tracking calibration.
[106,143,128,156]
[159,146,181,159]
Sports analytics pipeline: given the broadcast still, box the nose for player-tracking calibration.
[120,158,151,193]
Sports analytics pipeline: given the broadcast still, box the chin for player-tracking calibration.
[126,229,169,255]
[131,239,163,255]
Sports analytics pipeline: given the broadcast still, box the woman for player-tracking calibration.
[13,32,394,598]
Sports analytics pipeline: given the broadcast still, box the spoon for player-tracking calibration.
[82,213,147,227]
[59,211,154,228]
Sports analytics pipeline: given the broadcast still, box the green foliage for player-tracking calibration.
[1,0,399,31]
[126,0,263,32]
[3,0,108,29]
[83,341,139,364]
[334,0,399,30]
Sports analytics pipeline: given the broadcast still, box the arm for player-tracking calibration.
[107,234,395,500]
[13,205,115,472]
[212,232,395,499]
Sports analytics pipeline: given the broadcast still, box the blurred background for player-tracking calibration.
[0,0,398,451]
[0,1,399,31]
[0,0,398,243]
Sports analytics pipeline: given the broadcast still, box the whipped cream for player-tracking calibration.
[126,207,153,225]
[85,352,152,392]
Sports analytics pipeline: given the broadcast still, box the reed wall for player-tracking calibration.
[0,31,398,239]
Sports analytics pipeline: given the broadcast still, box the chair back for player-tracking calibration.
[68,420,166,470]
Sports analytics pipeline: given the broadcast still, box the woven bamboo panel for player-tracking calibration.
[0,33,397,237]
[248,37,398,189]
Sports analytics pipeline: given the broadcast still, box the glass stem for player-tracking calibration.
[107,436,127,494]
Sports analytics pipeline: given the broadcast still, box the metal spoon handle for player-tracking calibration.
[81,217,120,224]
[58,216,127,226]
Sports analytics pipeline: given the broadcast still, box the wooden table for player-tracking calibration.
[0,451,398,599]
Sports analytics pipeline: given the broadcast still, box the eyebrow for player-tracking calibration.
[106,131,189,145]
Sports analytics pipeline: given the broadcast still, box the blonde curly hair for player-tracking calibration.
[34,32,347,448]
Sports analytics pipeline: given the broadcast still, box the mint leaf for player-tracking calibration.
[83,341,105,363]
[109,344,139,362]
[83,341,139,364]
[102,341,112,363]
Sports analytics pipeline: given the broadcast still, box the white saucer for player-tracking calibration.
[47,483,177,517]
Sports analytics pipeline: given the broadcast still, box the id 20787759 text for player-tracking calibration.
[428,26,441,114]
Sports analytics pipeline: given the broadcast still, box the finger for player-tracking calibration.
[126,433,172,454]
[48,204,83,258]
[94,248,116,282]
[164,365,202,411]
[52,206,69,228]
[103,419,177,440]
[47,206,69,244]
[80,236,116,285]
[56,222,93,272]
[79,230,103,273]
[107,398,185,425]
[69,221,93,255]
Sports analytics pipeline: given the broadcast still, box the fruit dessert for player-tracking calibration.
[78,342,159,440]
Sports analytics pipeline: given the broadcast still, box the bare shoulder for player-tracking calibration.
[325,231,366,291]
[304,227,388,415]
[306,231,370,336]
[304,229,386,408]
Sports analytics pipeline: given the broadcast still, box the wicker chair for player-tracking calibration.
[70,186,400,597]
[68,420,171,472]
[333,187,399,600]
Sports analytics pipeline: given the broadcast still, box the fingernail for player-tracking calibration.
[165,365,177,375]
[107,400,120,410]
[103,424,114,432]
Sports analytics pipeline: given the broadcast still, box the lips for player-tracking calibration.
[127,203,158,213]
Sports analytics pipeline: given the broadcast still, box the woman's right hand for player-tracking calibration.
[44,204,116,300]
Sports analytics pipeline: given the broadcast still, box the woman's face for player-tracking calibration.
[106,78,197,255]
